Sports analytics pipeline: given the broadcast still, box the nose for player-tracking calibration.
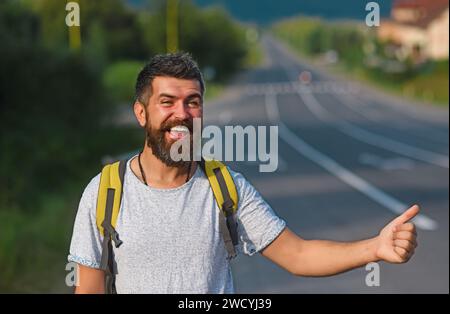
[172,101,191,121]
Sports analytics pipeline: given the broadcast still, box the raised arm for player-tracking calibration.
[262,205,419,277]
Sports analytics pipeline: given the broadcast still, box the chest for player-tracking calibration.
[112,182,224,260]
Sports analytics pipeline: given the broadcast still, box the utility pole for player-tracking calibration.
[66,0,81,51]
[166,0,179,53]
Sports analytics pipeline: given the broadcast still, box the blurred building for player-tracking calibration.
[378,0,449,61]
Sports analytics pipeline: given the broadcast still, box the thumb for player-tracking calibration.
[390,204,420,227]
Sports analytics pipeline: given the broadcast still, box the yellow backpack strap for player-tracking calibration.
[199,159,239,259]
[96,159,127,294]
[96,160,126,238]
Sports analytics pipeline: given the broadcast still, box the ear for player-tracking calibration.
[134,101,147,127]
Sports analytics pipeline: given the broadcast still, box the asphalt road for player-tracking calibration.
[205,36,449,293]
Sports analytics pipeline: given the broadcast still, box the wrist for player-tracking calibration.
[368,236,382,263]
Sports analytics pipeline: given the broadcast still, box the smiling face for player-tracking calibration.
[137,76,203,167]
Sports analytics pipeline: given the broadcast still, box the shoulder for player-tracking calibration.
[78,172,102,209]
[225,166,262,203]
[84,172,102,196]
[227,167,249,189]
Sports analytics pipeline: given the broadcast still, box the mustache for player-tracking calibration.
[159,119,194,133]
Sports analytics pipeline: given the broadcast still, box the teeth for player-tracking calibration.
[170,125,189,133]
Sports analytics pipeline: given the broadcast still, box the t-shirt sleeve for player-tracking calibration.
[67,173,103,269]
[231,169,287,256]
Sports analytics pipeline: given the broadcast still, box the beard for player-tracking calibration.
[145,118,194,168]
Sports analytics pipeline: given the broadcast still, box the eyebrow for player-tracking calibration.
[158,93,203,100]
[186,93,202,100]
[158,93,177,99]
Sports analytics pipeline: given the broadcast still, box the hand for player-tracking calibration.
[375,205,419,264]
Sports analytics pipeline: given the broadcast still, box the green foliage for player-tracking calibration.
[0,0,257,292]
[0,1,142,292]
[272,16,449,105]
[29,0,148,61]
[103,61,145,104]
[272,17,323,55]
[0,127,142,292]
[396,60,448,105]
[273,17,366,69]
[0,47,106,211]
[178,3,248,81]
[139,1,249,82]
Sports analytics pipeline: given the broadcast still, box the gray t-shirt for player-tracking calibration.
[68,158,286,293]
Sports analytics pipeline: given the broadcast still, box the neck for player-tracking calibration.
[132,145,195,189]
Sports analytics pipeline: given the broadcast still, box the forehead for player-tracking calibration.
[151,76,202,97]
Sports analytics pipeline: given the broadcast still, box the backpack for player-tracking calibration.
[95,158,239,294]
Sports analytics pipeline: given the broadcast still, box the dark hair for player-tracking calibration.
[135,52,205,105]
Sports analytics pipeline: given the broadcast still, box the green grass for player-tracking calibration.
[0,193,77,292]
[331,60,449,107]
[0,126,143,293]
[403,61,449,106]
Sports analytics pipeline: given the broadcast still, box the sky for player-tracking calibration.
[128,0,394,25]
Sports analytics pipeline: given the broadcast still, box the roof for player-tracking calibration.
[391,0,449,28]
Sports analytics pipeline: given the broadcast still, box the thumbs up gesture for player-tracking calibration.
[375,205,419,264]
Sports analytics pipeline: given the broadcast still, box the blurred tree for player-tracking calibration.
[0,1,107,211]
[139,0,248,82]
[0,0,254,291]
[179,3,247,81]
[28,0,148,62]
[1,0,251,210]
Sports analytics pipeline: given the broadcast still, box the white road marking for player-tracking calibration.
[265,93,438,231]
[275,51,449,169]
[357,92,449,129]
[337,93,385,122]
[358,153,416,171]
[296,86,449,169]
[338,93,449,145]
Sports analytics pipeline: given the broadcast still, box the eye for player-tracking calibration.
[161,100,173,106]
[188,100,201,108]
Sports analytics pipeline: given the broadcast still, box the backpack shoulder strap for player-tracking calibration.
[198,159,239,259]
[96,160,127,238]
[96,159,127,294]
